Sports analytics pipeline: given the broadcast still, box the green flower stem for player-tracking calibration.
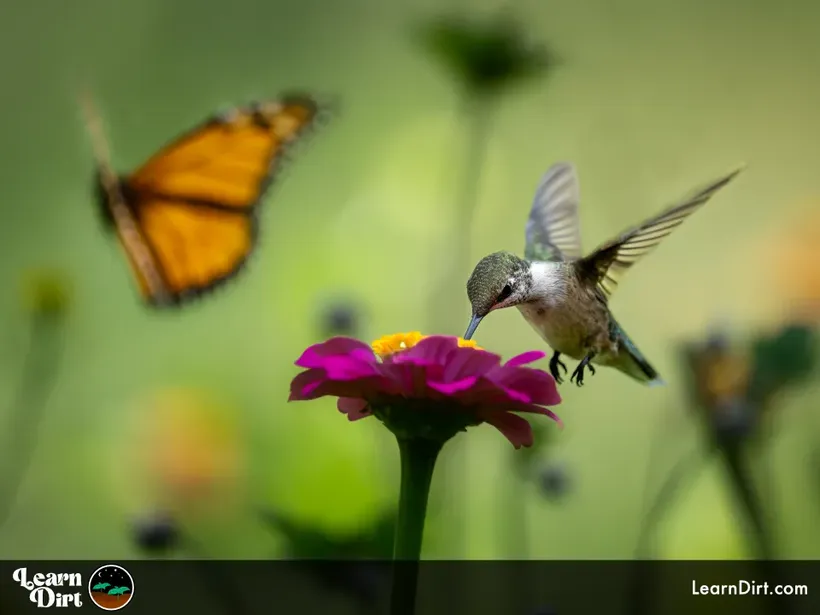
[719,442,793,615]
[452,95,494,275]
[0,313,64,529]
[501,470,533,614]
[389,436,443,615]
[719,444,773,558]
[630,447,705,615]
[634,447,705,558]
[427,94,495,337]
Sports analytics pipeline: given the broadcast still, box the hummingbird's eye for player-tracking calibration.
[496,283,513,303]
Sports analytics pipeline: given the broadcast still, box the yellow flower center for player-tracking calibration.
[371,332,482,359]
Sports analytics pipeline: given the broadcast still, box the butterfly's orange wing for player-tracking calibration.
[107,95,322,306]
[125,199,257,304]
[126,96,320,208]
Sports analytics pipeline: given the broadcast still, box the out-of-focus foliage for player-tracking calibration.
[416,14,555,96]
[260,508,396,610]
[261,508,396,559]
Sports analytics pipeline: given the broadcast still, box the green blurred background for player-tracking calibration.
[1,0,819,563]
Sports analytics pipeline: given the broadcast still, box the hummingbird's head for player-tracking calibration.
[464,251,530,339]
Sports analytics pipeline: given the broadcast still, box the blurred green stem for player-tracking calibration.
[427,94,495,336]
[719,443,793,615]
[0,313,64,529]
[719,443,773,558]
[634,447,705,558]
[501,469,534,613]
[630,415,704,615]
[453,95,494,278]
[389,437,442,615]
[503,471,530,559]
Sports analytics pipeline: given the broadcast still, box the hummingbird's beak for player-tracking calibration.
[464,313,483,340]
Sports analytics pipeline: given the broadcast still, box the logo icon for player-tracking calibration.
[87,565,134,611]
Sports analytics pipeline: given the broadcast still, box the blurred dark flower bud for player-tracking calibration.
[538,461,571,502]
[132,512,179,555]
[21,270,72,320]
[417,13,556,96]
[319,299,361,338]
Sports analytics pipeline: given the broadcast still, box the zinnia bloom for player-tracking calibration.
[289,332,562,448]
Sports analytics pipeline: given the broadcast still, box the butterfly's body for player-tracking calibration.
[464,163,743,387]
[81,94,326,307]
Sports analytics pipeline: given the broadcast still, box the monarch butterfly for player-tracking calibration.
[81,93,327,307]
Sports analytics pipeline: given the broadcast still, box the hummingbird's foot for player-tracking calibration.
[570,353,596,387]
[549,351,568,384]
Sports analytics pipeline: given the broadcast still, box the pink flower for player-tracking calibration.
[288,333,562,448]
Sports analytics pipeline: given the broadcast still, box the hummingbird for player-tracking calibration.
[463,163,743,387]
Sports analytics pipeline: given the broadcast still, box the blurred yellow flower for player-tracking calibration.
[133,388,244,516]
[771,211,820,323]
[686,341,751,412]
[371,331,482,359]
[20,269,72,318]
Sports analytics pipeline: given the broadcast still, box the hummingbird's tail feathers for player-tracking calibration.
[617,348,663,386]
[610,320,663,385]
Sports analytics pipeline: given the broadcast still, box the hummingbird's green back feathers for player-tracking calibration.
[524,162,583,263]
[577,167,744,298]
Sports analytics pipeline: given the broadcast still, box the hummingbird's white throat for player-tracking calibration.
[528,261,567,305]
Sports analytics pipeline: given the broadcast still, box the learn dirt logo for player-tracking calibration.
[87,565,134,611]
[12,567,83,608]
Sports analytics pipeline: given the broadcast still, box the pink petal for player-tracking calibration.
[489,384,532,404]
[505,350,546,368]
[290,372,397,401]
[395,336,460,364]
[441,347,501,381]
[321,354,380,380]
[427,376,478,395]
[295,337,375,369]
[489,368,562,405]
[337,397,372,421]
[288,369,328,401]
[483,413,535,449]
[482,400,563,427]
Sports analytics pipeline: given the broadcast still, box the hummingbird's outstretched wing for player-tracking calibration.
[524,162,583,262]
[577,167,744,298]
